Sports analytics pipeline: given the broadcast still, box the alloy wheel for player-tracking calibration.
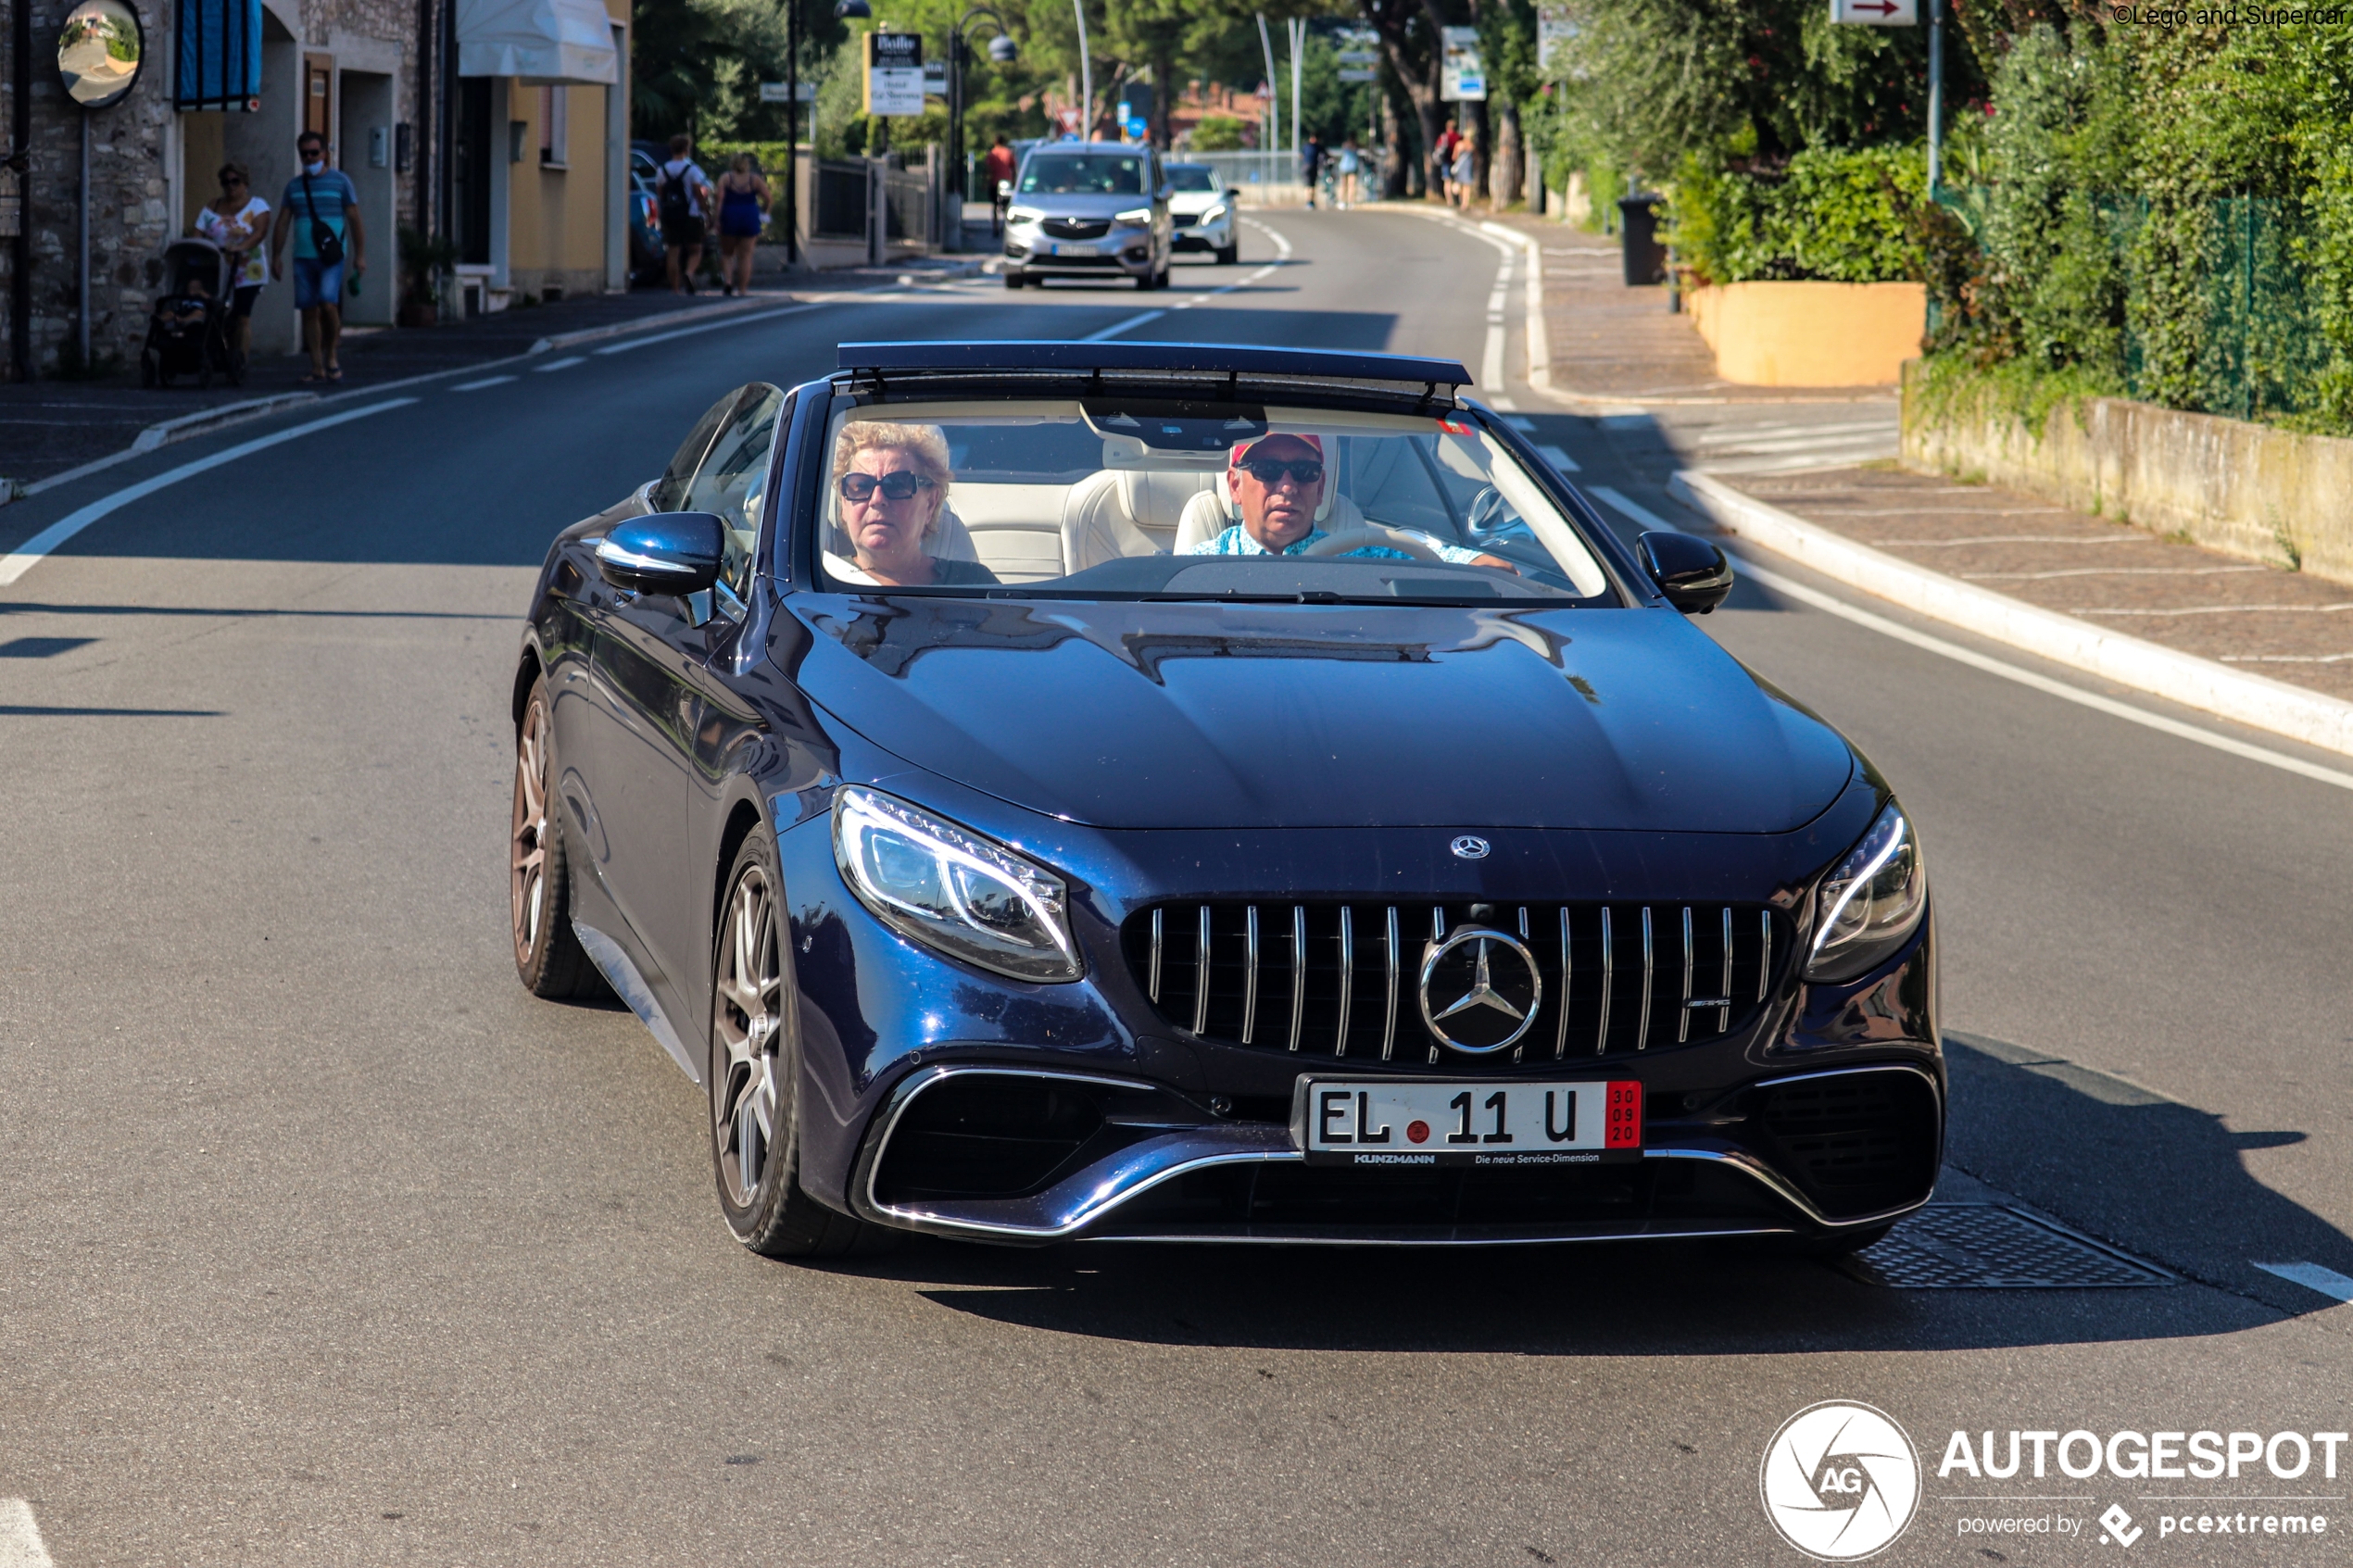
[713,862,786,1209]
[510,695,553,964]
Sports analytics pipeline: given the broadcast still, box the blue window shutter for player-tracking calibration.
[176,0,262,110]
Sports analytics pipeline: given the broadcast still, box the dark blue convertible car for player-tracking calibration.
[509,341,1939,1257]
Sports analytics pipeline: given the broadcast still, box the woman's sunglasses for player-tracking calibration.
[1239,458,1324,487]
[837,470,936,503]
[220,176,245,187]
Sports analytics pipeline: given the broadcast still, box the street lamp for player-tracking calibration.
[946,5,1014,252]
[783,0,875,268]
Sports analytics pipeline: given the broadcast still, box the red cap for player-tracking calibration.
[1228,433,1324,467]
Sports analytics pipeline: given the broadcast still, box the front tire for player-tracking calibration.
[709,834,894,1259]
[1215,241,1239,266]
[1002,270,1026,290]
[511,675,602,998]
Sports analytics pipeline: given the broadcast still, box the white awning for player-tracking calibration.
[457,0,617,82]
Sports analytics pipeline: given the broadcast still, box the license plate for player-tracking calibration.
[1294,1078,1642,1168]
[1048,242,1094,257]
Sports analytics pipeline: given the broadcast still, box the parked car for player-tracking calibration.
[627,145,665,284]
[1164,161,1238,266]
[508,340,1941,1259]
[1000,142,1173,290]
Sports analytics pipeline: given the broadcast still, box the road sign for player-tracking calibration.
[1440,25,1484,101]
[1338,69,1377,82]
[758,81,815,103]
[1335,49,1378,63]
[863,31,924,116]
[1831,0,1916,23]
[922,59,946,95]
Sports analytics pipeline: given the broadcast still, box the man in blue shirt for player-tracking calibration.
[270,130,367,383]
[1185,433,1516,570]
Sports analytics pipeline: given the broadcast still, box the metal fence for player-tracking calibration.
[885,167,932,249]
[813,160,870,241]
[1178,150,1305,206]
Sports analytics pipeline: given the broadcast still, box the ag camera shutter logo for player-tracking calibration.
[1760,1401,1921,1561]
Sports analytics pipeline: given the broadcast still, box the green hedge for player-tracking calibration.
[1667,144,1931,286]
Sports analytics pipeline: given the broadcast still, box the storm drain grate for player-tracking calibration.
[1839,1203,2174,1289]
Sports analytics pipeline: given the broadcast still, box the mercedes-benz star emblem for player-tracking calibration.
[1450,835,1491,859]
[1416,928,1542,1054]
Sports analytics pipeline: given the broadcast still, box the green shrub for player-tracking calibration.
[1667,144,1930,286]
[1191,115,1246,153]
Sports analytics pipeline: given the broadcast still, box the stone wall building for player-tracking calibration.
[3,0,627,383]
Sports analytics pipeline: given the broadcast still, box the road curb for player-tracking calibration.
[1669,468,2353,759]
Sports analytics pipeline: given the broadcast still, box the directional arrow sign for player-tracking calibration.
[1832,0,1916,21]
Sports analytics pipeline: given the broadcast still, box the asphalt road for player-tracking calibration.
[4,210,2351,1568]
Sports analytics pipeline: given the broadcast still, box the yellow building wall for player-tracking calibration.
[504,0,627,297]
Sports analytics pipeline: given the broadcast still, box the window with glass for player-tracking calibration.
[1017,155,1148,195]
[812,397,1616,604]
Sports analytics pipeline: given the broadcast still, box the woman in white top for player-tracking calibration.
[195,163,271,363]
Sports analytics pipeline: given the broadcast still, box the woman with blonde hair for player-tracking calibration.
[713,152,771,297]
[829,422,1000,586]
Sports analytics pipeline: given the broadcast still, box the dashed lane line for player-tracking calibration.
[1585,484,2353,795]
[0,399,419,591]
[451,374,517,391]
[1083,308,1164,342]
[0,1499,55,1568]
[532,356,587,372]
[1536,444,1579,473]
[2252,1261,2353,1302]
[592,301,825,356]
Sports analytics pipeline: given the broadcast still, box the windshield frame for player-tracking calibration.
[779,377,1643,610]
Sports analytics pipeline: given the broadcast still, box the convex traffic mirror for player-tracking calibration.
[57,0,144,109]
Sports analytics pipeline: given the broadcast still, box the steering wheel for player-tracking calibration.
[1300,525,1448,563]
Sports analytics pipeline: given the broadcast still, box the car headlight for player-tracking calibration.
[1114,207,1152,225]
[1202,203,1227,223]
[1803,803,1928,983]
[1007,206,1044,224]
[832,786,1082,982]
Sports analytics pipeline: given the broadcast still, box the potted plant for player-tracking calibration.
[397,225,460,327]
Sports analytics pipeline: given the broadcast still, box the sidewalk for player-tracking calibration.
[2,256,984,491]
[1478,199,2353,732]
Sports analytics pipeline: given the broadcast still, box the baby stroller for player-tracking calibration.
[141,237,242,389]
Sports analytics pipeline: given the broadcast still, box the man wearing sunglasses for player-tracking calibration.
[1186,434,1514,570]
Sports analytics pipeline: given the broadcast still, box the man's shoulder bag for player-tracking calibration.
[303,171,346,266]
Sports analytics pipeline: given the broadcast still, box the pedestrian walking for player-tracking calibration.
[980,135,1017,234]
[195,162,271,369]
[656,134,713,295]
[713,154,770,297]
[1301,132,1325,208]
[270,129,365,383]
[1335,137,1361,208]
[1433,118,1460,203]
[1451,128,1478,210]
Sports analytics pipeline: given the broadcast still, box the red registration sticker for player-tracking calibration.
[1605,1081,1643,1148]
[1435,416,1474,434]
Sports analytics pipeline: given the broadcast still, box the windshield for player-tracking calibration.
[1166,167,1219,193]
[1019,154,1147,195]
[814,397,1615,605]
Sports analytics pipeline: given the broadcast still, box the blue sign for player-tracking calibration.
[176,0,261,108]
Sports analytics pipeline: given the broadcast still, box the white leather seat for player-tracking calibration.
[1061,469,1221,571]
[1175,477,1365,553]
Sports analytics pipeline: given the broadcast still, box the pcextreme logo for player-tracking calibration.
[1761,1401,1923,1561]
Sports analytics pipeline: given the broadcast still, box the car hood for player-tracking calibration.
[1168,192,1223,213]
[785,598,1856,834]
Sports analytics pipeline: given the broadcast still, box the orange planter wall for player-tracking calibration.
[1685,281,1927,387]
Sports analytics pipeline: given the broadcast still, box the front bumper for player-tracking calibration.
[846,1060,1943,1246]
[1003,230,1154,280]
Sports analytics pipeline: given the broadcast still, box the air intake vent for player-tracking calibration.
[1121,901,1784,1066]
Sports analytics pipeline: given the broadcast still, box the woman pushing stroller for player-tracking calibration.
[195,162,271,368]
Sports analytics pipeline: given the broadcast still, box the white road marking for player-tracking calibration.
[0,1499,55,1568]
[594,301,824,355]
[451,374,517,391]
[0,399,419,590]
[1503,415,1536,431]
[1537,443,1579,472]
[1083,308,1165,342]
[533,356,586,372]
[2253,1261,2353,1301]
[1586,484,2353,794]
[1481,324,1505,394]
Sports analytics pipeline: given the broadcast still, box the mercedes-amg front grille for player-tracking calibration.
[1120,901,1785,1064]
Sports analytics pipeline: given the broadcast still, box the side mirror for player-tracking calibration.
[1636,531,1733,615]
[1227,186,1241,199]
[596,511,725,596]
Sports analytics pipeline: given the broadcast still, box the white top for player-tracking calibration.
[197,196,271,286]
[661,159,710,220]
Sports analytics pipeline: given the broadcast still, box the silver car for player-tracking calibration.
[1002,143,1173,291]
